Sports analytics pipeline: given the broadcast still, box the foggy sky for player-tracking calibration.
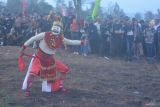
[46,0,160,14]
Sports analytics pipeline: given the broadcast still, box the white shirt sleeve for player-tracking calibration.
[63,37,81,45]
[24,32,45,46]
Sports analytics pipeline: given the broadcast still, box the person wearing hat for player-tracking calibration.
[19,24,83,96]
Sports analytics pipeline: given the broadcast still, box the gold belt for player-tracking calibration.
[40,64,56,71]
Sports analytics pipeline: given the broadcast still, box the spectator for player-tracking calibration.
[88,21,99,54]
[99,20,111,58]
[144,20,156,64]
[14,14,22,35]
[133,18,143,59]
[154,19,160,62]
[80,29,90,56]
[70,18,80,54]
[125,20,134,61]
[39,15,51,32]
[111,19,124,57]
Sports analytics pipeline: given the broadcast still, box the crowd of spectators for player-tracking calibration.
[0,13,54,45]
[0,10,160,64]
[69,16,160,64]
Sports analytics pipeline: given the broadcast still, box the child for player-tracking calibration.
[80,30,91,56]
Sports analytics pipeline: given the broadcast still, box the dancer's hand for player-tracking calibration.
[19,45,27,57]
[60,73,66,80]
[81,40,84,45]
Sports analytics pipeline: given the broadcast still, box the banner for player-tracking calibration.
[61,7,67,16]
[92,0,101,20]
[22,0,26,16]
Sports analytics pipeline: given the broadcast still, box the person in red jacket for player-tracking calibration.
[70,18,80,54]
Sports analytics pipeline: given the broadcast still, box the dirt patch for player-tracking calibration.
[0,46,160,107]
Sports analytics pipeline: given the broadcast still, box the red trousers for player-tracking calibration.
[30,48,69,80]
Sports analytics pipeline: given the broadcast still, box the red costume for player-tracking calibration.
[19,29,81,96]
[30,32,68,80]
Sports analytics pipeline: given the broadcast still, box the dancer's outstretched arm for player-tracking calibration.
[63,37,82,46]
[24,32,44,46]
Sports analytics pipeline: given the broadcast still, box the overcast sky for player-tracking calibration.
[2,0,159,14]
[45,0,160,14]
[102,0,160,13]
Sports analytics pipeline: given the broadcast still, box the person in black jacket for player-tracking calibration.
[125,19,134,61]
[88,21,99,54]
[99,20,111,58]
